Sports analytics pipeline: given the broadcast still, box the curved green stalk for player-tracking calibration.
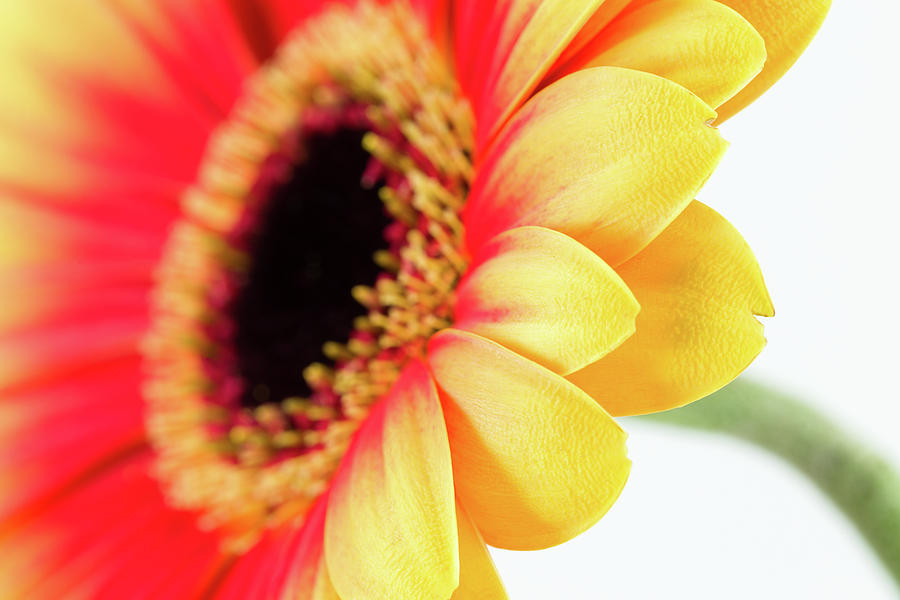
[639,378,900,588]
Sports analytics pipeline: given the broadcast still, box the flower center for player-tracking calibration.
[142,1,473,549]
[230,121,388,410]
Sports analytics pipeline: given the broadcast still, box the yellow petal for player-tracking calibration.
[454,226,639,375]
[567,201,774,416]
[452,500,508,600]
[715,0,831,121]
[550,0,767,109]
[463,66,727,268]
[428,329,630,550]
[324,361,458,600]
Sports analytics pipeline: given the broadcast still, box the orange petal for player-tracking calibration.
[453,0,604,153]
[452,500,508,599]
[428,329,630,550]
[324,361,458,600]
[463,66,727,267]
[715,0,831,121]
[567,201,774,416]
[548,0,767,109]
[454,226,639,375]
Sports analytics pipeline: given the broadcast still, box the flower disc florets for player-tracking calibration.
[143,1,473,549]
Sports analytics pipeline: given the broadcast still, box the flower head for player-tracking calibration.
[0,0,828,597]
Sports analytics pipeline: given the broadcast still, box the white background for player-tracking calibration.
[492,1,900,598]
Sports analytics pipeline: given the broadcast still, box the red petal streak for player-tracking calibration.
[0,357,147,522]
[0,453,223,600]
[0,316,146,390]
[223,0,333,54]
[46,71,216,188]
[102,0,257,120]
[211,493,334,600]
[1,259,156,300]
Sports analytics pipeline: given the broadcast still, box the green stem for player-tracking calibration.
[639,378,900,588]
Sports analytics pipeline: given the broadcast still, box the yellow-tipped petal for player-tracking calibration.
[568,201,774,416]
[278,495,340,600]
[428,329,630,551]
[463,66,727,268]
[454,226,639,375]
[552,0,767,109]
[459,0,604,152]
[452,500,508,600]
[549,0,634,71]
[715,0,831,121]
[324,361,458,600]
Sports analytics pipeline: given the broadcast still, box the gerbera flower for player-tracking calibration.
[0,0,828,598]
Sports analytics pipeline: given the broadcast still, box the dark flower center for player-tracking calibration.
[143,2,474,546]
[231,123,390,408]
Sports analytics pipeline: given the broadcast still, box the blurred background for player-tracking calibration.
[491,1,900,597]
